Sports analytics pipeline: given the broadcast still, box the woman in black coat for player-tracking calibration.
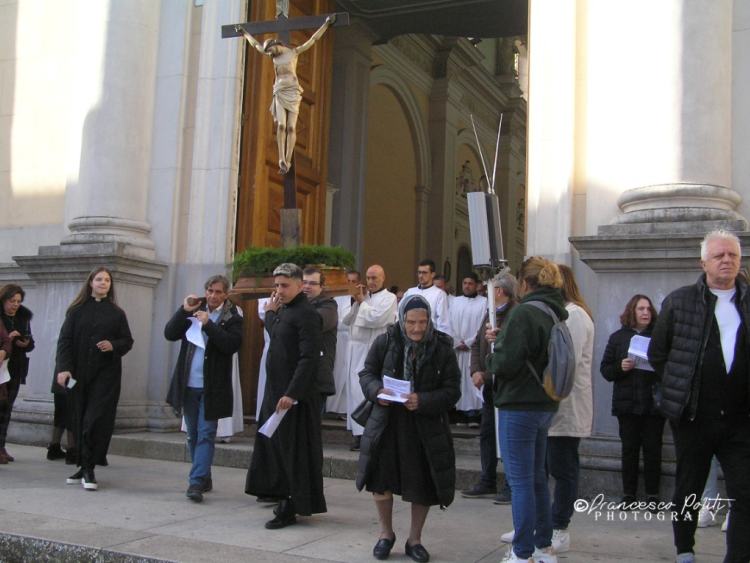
[600,294,665,506]
[55,267,133,491]
[356,294,460,563]
[0,284,35,464]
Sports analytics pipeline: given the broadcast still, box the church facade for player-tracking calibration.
[1,0,749,487]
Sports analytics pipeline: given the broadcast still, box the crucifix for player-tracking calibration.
[223,2,349,247]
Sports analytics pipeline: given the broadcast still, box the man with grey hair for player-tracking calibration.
[462,271,518,503]
[245,263,326,529]
[649,230,750,563]
[165,274,243,503]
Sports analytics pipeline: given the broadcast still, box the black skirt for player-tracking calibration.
[365,405,439,506]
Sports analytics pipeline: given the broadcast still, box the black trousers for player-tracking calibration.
[671,416,750,562]
[616,414,665,496]
[71,373,121,469]
[479,384,498,489]
[0,377,21,448]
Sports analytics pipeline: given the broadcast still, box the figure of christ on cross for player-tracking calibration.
[238,15,336,175]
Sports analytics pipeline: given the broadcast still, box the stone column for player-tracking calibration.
[328,24,374,265]
[10,1,168,441]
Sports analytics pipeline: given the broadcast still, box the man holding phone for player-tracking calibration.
[165,275,243,503]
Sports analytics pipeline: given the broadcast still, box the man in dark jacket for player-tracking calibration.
[245,263,325,529]
[165,274,243,503]
[648,230,750,563]
[462,272,518,504]
[302,267,338,404]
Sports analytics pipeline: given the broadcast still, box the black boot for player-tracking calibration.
[47,443,66,461]
[265,498,296,529]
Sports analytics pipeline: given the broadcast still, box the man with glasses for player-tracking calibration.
[302,267,338,407]
[404,259,452,337]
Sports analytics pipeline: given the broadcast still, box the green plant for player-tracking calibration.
[232,245,355,279]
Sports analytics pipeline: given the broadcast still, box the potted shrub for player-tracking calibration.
[231,245,356,295]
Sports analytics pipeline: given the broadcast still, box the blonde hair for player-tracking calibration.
[519,256,562,290]
[557,264,593,320]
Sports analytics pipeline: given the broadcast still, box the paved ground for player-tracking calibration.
[0,445,727,562]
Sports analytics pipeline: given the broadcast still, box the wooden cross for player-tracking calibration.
[223,2,349,247]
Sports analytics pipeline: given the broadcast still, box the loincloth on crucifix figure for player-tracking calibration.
[239,15,335,174]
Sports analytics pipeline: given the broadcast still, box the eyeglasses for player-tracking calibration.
[302,280,321,286]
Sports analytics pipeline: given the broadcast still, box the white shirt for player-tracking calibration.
[710,287,741,371]
[403,284,452,336]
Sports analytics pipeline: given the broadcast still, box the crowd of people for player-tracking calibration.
[0,229,748,563]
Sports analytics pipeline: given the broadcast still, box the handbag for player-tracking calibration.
[351,398,373,427]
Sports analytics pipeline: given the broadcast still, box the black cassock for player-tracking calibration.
[55,297,133,469]
[245,292,326,516]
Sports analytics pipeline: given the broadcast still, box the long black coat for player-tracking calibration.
[648,274,750,422]
[310,294,338,396]
[356,323,460,507]
[245,291,325,515]
[54,297,133,467]
[164,301,243,421]
[600,326,660,416]
[1,305,35,384]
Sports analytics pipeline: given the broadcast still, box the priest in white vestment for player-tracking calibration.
[403,259,452,337]
[343,265,397,449]
[450,273,487,416]
[327,271,361,415]
[255,298,271,421]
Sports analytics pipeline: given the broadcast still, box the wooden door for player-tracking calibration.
[235,0,334,417]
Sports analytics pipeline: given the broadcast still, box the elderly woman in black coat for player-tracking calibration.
[356,294,460,563]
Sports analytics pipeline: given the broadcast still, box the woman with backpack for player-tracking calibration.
[600,294,664,508]
[486,257,567,563]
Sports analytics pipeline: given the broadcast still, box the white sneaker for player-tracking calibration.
[500,547,533,562]
[697,507,718,528]
[722,511,729,532]
[532,546,558,563]
[551,529,570,553]
[501,529,515,543]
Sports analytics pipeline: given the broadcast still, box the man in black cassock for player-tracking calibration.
[245,262,326,529]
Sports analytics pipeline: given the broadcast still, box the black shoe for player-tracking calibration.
[461,484,496,499]
[493,487,512,505]
[65,448,77,465]
[82,468,98,491]
[350,436,361,452]
[619,495,636,510]
[405,541,430,563]
[373,535,396,560]
[266,499,296,529]
[200,476,213,493]
[256,496,279,503]
[66,469,83,485]
[186,484,203,502]
[47,443,66,461]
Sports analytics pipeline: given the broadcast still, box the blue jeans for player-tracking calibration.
[479,387,498,489]
[547,436,580,529]
[183,387,218,486]
[498,409,555,559]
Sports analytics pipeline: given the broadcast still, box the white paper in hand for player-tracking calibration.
[186,317,205,349]
[473,384,485,403]
[628,335,654,371]
[376,375,411,403]
[258,400,299,438]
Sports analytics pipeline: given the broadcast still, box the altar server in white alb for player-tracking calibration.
[343,265,397,451]
[403,259,452,337]
[255,298,271,421]
[327,270,361,415]
[450,272,488,416]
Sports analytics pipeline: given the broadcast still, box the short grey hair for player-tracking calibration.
[700,230,741,261]
[204,274,230,292]
[492,272,518,300]
[273,262,303,280]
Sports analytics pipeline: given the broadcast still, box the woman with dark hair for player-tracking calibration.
[486,256,566,563]
[55,267,133,490]
[0,284,35,464]
[600,294,664,507]
[356,294,460,562]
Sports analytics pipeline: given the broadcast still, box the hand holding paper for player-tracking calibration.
[376,375,411,404]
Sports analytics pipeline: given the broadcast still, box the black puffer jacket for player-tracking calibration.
[648,274,750,422]
[1,305,35,384]
[355,323,460,507]
[600,326,660,416]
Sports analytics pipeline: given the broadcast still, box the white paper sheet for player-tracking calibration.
[473,384,485,403]
[258,400,299,438]
[186,317,205,349]
[628,335,655,371]
[376,374,411,403]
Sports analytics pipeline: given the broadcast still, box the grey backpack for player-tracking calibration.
[524,300,576,402]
